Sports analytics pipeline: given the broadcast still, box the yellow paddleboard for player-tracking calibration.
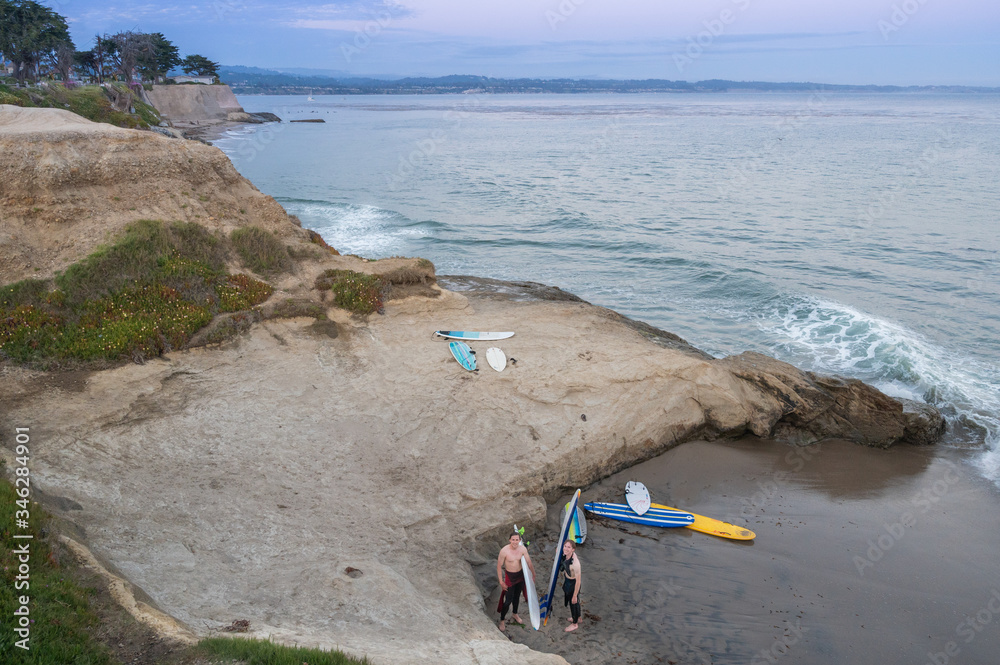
[651,503,755,541]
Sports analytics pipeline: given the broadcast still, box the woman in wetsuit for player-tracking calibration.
[562,539,582,632]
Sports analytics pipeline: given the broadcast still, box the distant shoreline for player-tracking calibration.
[219,71,1000,96]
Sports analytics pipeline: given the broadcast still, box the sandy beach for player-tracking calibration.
[491,438,1000,664]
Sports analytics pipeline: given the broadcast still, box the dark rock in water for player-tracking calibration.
[249,112,281,123]
[718,351,944,448]
[290,118,325,123]
[901,398,947,445]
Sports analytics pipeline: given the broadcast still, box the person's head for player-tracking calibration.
[562,539,576,557]
[509,532,521,548]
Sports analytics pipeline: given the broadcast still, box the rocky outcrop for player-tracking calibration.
[0,107,946,665]
[717,351,945,448]
[0,105,303,284]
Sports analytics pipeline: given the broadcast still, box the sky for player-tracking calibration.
[52,0,1000,85]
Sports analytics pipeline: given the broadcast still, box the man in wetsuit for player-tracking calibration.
[497,531,536,631]
[562,539,582,632]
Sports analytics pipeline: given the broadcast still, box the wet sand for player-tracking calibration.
[489,438,1000,664]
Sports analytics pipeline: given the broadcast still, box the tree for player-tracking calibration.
[0,0,72,84]
[92,34,114,83]
[180,54,219,78]
[53,41,73,82]
[105,30,152,83]
[74,49,99,82]
[137,32,180,83]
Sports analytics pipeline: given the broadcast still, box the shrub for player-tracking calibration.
[318,270,385,315]
[216,274,273,312]
[231,227,292,275]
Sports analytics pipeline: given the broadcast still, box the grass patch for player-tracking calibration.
[0,467,117,663]
[198,636,370,665]
[315,270,385,316]
[0,82,159,129]
[0,220,272,366]
[231,227,292,276]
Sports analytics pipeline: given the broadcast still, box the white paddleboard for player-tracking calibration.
[521,554,541,630]
[486,347,506,372]
[625,481,651,516]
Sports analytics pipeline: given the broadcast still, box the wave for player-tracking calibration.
[276,200,439,258]
[755,294,1000,482]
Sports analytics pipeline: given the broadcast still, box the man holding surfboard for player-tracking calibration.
[496,531,536,631]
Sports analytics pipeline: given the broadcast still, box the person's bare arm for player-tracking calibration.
[524,550,536,579]
[497,548,508,590]
[572,560,582,603]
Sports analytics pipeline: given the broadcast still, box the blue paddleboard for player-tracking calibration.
[449,341,476,371]
[584,502,695,528]
[540,489,581,625]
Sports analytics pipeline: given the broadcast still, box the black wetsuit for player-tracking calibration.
[562,554,581,624]
[500,568,525,621]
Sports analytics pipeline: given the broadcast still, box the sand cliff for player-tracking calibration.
[0,107,946,664]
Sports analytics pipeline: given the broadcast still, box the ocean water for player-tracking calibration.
[217,92,1000,484]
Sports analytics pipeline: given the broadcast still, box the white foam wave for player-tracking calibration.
[758,295,1000,483]
[281,202,423,259]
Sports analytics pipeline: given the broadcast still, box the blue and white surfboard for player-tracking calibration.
[448,341,476,371]
[583,502,695,528]
[435,331,514,341]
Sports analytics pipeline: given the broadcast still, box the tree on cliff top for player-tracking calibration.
[0,0,73,84]
[181,54,219,78]
[137,32,180,83]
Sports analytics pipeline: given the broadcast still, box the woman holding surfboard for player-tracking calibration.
[561,540,583,632]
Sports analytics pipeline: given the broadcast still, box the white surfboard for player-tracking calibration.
[521,554,541,630]
[625,481,651,516]
[486,347,506,372]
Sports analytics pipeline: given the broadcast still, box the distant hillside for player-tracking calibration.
[219,67,1000,95]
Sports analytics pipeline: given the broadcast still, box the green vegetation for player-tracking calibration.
[315,270,386,316]
[0,467,117,663]
[0,81,160,129]
[0,220,273,366]
[230,227,292,276]
[198,637,370,665]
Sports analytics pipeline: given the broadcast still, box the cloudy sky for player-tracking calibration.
[56,0,1000,84]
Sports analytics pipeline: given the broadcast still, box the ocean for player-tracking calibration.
[217,92,1000,486]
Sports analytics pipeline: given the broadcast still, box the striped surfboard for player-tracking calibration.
[448,341,476,371]
[583,502,695,528]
